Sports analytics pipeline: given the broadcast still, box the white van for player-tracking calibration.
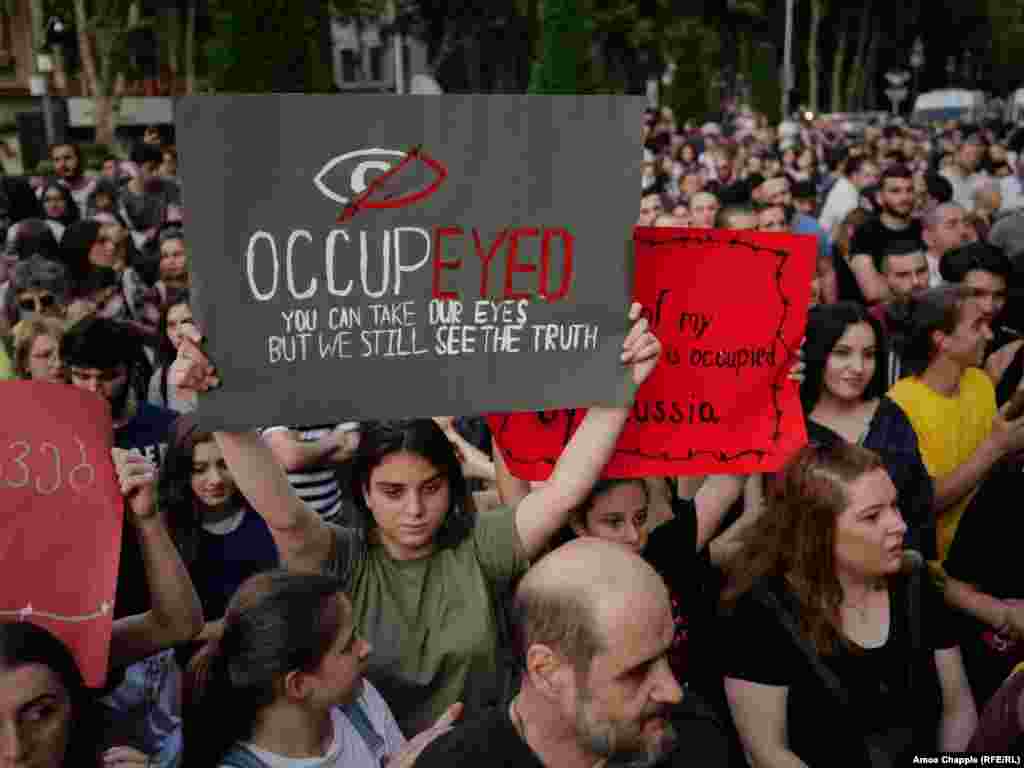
[911,89,987,125]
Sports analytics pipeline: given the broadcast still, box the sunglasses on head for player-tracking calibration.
[18,294,58,312]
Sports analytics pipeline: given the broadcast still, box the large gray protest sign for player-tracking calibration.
[176,94,644,431]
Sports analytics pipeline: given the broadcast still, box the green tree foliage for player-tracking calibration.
[528,0,583,93]
[203,0,339,92]
[985,0,1024,91]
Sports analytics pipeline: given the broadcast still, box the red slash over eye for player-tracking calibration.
[334,146,448,223]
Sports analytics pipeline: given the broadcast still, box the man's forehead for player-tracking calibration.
[590,592,672,671]
[890,251,926,266]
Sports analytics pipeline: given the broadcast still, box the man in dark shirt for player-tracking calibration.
[121,143,183,258]
[62,316,178,617]
[415,539,688,768]
[838,164,926,305]
[61,315,186,758]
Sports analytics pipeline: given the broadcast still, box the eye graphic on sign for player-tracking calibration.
[313,147,448,222]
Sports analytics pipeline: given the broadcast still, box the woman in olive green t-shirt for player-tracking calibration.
[172,303,662,736]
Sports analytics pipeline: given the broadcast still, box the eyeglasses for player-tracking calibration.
[18,294,58,313]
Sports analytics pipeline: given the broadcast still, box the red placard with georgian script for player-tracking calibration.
[488,228,815,478]
[0,381,122,687]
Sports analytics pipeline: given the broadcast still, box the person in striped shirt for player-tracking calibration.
[261,422,359,522]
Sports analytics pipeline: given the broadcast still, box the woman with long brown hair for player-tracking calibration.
[718,442,976,767]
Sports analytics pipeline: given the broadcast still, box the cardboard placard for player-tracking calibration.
[0,382,122,687]
[489,228,816,477]
[177,94,646,430]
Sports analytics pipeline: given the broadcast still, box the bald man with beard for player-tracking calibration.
[413,538,691,768]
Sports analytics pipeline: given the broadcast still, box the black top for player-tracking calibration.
[112,404,177,619]
[944,458,1024,707]
[414,703,702,768]
[413,706,545,768]
[644,496,713,686]
[719,573,958,767]
[994,337,1024,407]
[836,217,925,304]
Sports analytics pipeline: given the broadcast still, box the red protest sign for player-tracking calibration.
[0,381,122,687]
[488,228,815,478]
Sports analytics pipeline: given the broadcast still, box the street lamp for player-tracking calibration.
[946,55,956,87]
[910,37,924,101]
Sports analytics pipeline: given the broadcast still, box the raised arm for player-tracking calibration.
[514,303,661,560]
[846,252,891,304]
[262,425,355,472]
[694,473,748,550]
[493,435,531,509]
[214,431,335,573]
[433,417,497,483]
[108,449,203,668]
[709,474,767,569]
[170,328,337,572]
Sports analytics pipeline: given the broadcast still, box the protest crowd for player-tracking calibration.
[4,103,1024,768]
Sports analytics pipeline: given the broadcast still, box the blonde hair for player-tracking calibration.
[12,317,66,379]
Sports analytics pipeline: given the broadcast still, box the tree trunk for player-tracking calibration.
[52,48,69,94]
[806,0,824,114]
[862,15,881,110]
[73,0,117,143]
[846,0,872,109]
[79,16,123,145]
[185,0,196,94]
[73,0,99,93]
[94,94,116,147]
[163,7,180,94]
[831,16,849,113]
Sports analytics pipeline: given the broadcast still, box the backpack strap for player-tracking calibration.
[340,698,387,759]
[220,745,270,768]
[752,586,851,709]
[904,555,923,694]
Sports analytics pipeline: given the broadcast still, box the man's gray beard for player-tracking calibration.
[575,684,678,768]
[601,722,678,768]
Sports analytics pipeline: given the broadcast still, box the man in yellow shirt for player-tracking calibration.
[889,284,1024,635]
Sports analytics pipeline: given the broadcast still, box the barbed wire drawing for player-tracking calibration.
[0,601,111,623]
